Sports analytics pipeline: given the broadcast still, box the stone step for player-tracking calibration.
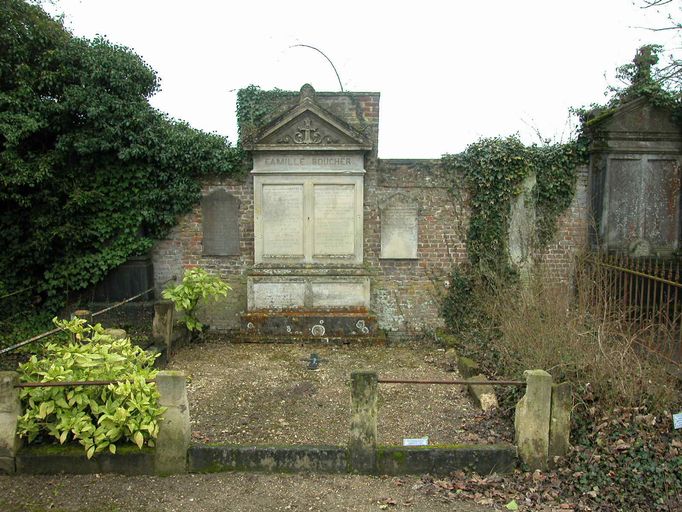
[240,310,382,342]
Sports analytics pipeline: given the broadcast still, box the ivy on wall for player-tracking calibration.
[442,137,585,274]
[235,85,296,146]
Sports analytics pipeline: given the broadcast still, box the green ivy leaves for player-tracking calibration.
[442,135,583,274]
[16,317,164,458]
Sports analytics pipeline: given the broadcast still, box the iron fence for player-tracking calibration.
[580,253,682,366]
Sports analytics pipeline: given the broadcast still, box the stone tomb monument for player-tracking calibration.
[241,85,378,341]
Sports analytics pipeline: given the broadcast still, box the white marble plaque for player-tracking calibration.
[381,204,418,259]
[313,185,356,256]
[311,282,367,308]
[252,282,305,309]
[262,184,304,257]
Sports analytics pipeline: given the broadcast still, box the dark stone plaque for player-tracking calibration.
[202,189,240,256]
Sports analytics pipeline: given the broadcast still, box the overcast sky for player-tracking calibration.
[45,0,680,158]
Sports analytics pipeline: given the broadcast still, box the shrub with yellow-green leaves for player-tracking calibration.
[17,317,165,458]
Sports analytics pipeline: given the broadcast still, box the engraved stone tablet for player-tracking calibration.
[381,196,418,259]
[313,184,356,256]
[201,189,240,256]
[311,281,367,308]
[252,281,305,309]
[262,184,304,257]
[643,159,680,246]
[607,158,641,246]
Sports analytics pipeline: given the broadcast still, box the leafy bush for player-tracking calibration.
[0,0,243,304]
[162,267,231,332]
[17,317,164,458]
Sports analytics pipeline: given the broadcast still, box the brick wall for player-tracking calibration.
[150,88,589,336]
[533,166,590,284]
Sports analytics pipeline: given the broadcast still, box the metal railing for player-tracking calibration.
[377,378,525,386]
[0,285,161,356]
[580,253,682,366]
[15,378,156,388]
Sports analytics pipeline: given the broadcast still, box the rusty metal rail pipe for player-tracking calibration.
[377,378,525,386]
[15,379,156,388]
[0,277,176,356]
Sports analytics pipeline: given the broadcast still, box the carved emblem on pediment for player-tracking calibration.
[276,118,340,145]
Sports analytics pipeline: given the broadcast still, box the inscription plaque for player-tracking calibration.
[381,199,419,259]
[201,189,240,256]
[262,184,304,257]
[311,282,366,308]
[314,184,356,256]
[644,159,680,246]
[252,282,305,309]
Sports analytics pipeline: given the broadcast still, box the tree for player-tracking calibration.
[0,0,242,305]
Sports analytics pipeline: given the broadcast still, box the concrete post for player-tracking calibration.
[0,371,22,474]
[549,381,572,463]
[349,370,378,473]
[514,369,552,470]
[154,371,190,475]
[152,301,175,353]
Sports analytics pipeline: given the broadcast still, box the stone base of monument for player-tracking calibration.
[238,310,384,343]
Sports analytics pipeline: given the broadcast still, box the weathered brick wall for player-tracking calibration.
[533,166,590,284]
[151,175,254,329]
[365,160,468,334]
[150,88,589,336]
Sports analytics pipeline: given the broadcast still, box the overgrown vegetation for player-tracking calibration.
[0,0,243,308]
[17,317,164,458]
[236,85,294,145]
[576,44,682,133]
[162,267,231,332]
[439,46,682,510]
[441,263,681,510]
[442,137,586,275]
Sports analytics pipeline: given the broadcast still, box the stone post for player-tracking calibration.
[154,371,190,475]
[514,369,552,470]
[549,381,572,463]
[0,371,22,474]
[152,301,175,353]
[349,370,378,473]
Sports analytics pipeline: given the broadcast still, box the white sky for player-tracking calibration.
[45,0,680,158]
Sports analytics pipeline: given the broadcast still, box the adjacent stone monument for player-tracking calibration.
[588,97,682,256]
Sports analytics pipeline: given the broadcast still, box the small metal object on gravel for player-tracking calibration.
[302,352,326,370]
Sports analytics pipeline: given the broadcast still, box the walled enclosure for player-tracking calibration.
[151,85,589,337]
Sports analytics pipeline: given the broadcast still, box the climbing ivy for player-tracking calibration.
[442,136,585,274]
[235,85,295,146]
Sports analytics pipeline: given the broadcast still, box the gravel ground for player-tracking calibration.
[167,339,510,446]
[0,473,494,512]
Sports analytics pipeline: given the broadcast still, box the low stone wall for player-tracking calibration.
[0,366,570,476]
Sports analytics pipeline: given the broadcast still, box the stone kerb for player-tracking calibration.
[154,370,191,475]
[0,371,21,474]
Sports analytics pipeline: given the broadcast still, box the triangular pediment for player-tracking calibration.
[253,88,371,151]
[601,97,680,136]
